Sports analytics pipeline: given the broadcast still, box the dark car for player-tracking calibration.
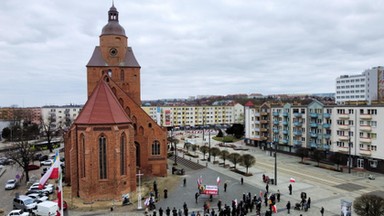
[38,155,48,161]
[27,164,40,171]
[33,153,42,161]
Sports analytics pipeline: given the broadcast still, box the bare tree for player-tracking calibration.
[353,194,384,216]
[228,152,242,169]
[40,113,56,153]
[240,154,256,174]
[200,146,209,160]
[296,147,308,163]
[5,139,36,183]
[220,150,230,166]
[210,147,221,162]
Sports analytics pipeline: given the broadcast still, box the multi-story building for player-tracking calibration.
[142,104,243,128]
[244,99,384,173]
[244,102,271,148]
[41,105,82,130]
[335,66,384,104]
[331,106,384,172]
[0,107,41,125]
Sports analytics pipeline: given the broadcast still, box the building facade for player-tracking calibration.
[64,4,167,201]
[41,105,82,130]
[142,104,244,128]
[335,66,383,104]
[244,99,384,173]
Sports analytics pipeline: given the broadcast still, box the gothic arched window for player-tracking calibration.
[80,134,86,178]
[120,133,126,175]
[152,140,160,156]
[99,135,107,179]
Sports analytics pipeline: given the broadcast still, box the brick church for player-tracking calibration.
[64,3,168,201]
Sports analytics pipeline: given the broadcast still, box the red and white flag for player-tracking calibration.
[216,176,221,185]
[56,166,63,216]
[39,151,60,189]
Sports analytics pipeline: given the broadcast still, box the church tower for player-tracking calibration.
[64,4,168,201]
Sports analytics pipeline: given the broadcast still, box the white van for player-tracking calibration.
[33,201,59,216]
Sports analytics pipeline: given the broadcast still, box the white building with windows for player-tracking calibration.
[335,66,383,104]
[142,104,243,128]
[41,105,82,130]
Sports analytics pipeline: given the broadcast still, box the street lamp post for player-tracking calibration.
[208,128,211,162]
[274,139,277,185]
[348,136,352,174]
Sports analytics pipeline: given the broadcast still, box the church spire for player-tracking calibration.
[108,1,118,22]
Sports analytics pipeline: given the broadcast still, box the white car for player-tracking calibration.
[7,209,29,216]
[29,183,54,194]
[27,193,49,203]
[40,160,53,166]
[5,179,17,190]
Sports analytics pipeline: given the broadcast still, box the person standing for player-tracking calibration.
[224,182,227,192]
[307,197,311,208]
[195,192,199,203]
[159,207,164,216]
[217,199,222,211]
[277,190,281,202]
[288,184,292,195]
[286,201,291,214]
[320,207,324,216]
[241,177,244,185]
[166,207,171,216]
[183,178,186,187]
[266,184,269,194]
[164,188,168,199]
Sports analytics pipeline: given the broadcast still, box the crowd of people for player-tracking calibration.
[143,177,325,216]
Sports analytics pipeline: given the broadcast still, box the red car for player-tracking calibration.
[27,164,40,171]
[53,199,68,210]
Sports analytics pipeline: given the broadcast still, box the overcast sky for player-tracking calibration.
[1,1,384,107]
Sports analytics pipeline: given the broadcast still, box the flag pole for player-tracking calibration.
[59,166,64,216]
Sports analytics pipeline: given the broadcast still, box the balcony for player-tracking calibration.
[273,112,279,117]
[323,113,331,118]
[260,128,268,132]
[360,114,372,120]
[324,134,331,139]
[359,149,372,156]
[310,142,318,148]
[260,120,268,124]
[310,113,318,118]
[282,139,288,144]
[293,131,302,136]
[293,140,302,146]
[283,112,289,117]
[309,132,317,138]
[283,130,288,135]
[338,136,349,141]
[338,114,349,119]
[360,137,372,143]
[294,113,302,118]
[322,123,330,129]
[261,112,268,116]
[360,125,371,132]
[282,121,288,126]
[254,128,260,132]
[338,124,349,130]
[273,129,279,134]
[322,145,330,150]
[293,121,302,127]
[273,120,279,125]
[338,146,349,153]
[310,123,318,128]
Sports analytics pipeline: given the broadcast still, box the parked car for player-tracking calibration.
[29,183,54,194]
[7,209,29,216]
[40,160,53,166]
[26,189,49,197]
[13,195,37,212]
[38,155,48,161]
[33,153,42,161]
[5,179,17,190]
[27,193,49,203]
[27,164,40,171]
[32,201,59,216]
[53,199,68,210]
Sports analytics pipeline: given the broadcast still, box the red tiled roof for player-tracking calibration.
[245,101,254,107]
[75,78,131,125]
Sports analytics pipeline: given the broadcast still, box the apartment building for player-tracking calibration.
[142,104,243,128]
[244,99,384,173]
[244,102,271,148]
[41,105,82,130]
[335,66,384,104]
